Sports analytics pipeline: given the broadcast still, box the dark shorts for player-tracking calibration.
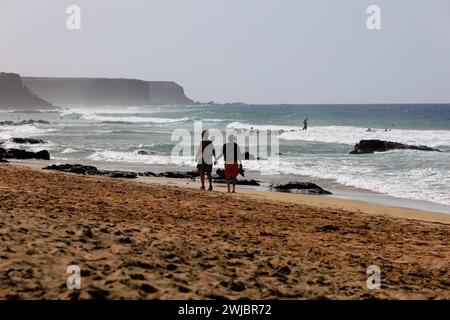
[197,163,213,174]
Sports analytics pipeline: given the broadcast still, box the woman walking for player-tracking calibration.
[195,129,217,191]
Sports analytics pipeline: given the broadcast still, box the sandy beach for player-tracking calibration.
[0,163,449,299]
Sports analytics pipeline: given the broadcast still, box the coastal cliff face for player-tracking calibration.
[148,81,193,105]
[23,77,194,106]
[0,73,53,109]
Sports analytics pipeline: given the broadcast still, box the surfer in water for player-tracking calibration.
[302,118,308,131]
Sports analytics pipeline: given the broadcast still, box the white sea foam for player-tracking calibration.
[61,148,82,154]
[87,150,196,166]
[0,125,56,140]
[60,106,190,124]
[202,118,228,122]
[227,122,450,147]
[82,114,190,124]
[60,106,160,116]
[227,121,302,132]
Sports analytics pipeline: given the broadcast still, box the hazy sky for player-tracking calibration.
[1,0,449,104]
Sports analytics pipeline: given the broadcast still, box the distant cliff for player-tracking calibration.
[22,77,194,106]
[148,81,193,105]
[0,73,53,109]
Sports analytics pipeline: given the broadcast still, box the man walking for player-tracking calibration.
[220,135,243,193]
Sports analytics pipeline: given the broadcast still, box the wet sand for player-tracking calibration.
[0,164,448,299]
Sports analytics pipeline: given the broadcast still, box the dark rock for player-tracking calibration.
[10,137,45,144]
[45,164,99,175]
[138,171,157,177]
[0,148,50,160]
[0,158,9,163]
[158,171,199,179]
[214,168,260,186]
[44,164,137,179]
[236,179,258,186]
[271,182,332,195]
[136,150,149,155]
[350,140,441,154]
[0,120,50,126]
[213,178,260,186]
[98,170,137,179]
[235,179,260,186]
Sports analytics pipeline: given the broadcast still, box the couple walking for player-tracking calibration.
[195,129,243,193]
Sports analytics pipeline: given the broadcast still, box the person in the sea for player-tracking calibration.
[302,118,308,131]
[195,129,217,191]
[218,135,243,193]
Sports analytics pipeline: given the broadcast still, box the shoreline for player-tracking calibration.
[11,161,450,224]
[32,159,450,215]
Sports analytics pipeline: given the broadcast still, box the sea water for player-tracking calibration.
[1,104,449,210]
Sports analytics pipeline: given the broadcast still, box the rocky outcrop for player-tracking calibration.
[215,168,260,186]
[139,171,199,179]
[0,120,50,126]
[0,148,50,160]
[271,182,332,195]
[23,77,194,106]
[44,164,137,179]
[350,140,441,154]
[217,179,260,186]
[0,73,53,109]
[159,171,199,179]
[10,138,45,144]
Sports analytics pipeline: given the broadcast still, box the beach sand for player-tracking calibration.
[0,163,448,299]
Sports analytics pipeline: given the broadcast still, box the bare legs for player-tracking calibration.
[199,171,213,191]
[200,171,205,189]
[206,172,213,191]
[226,176,236,193]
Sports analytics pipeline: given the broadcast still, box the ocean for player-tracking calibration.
[1,104,450,212]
